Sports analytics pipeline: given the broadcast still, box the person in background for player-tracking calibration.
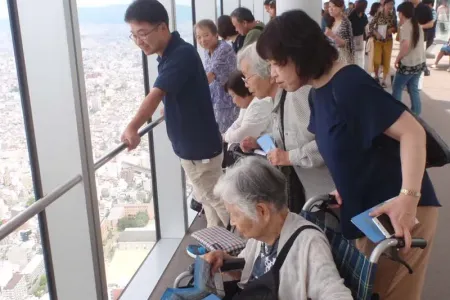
[230,7,265,49]
[368,0,397,87]
[423,0,438,50]
[437,0,449,34]
[238,43,335,207]
[322,2,331,32]
[326,0,355,65]
[349,0,369,68]
[431,36,450,71]
[122,0,229,228]
[346,1,355,15]
[217,15,245,54]
[256,10,439,300]
[365,2,382,73]
[195,19,239,169]
[223,70,273,145]
[410,0,435,76]
[264,0,277,19]
[369,2,381,24]
[392,1,427,115]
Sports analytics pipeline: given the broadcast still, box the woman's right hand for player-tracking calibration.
[203,250,226,274]
[240,136,258,153]
[329,190,343,208]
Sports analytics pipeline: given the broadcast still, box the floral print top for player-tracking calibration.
[204,40,239,133]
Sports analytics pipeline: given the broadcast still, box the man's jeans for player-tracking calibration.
[392,72,422,115]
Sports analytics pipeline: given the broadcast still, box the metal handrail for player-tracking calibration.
[94,116,164,170]
[0,117,164,241]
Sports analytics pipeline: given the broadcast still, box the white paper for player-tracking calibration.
[377,24,387,39]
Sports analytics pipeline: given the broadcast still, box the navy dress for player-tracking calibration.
[308,65,440,239]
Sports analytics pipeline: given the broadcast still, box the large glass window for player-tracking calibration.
[176,0,194,45]
[0,9,49,300]
[76,1,156,297]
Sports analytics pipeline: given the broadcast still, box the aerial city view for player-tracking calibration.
[0,1,194,299]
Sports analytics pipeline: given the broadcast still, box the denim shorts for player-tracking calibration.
[441,45,450,54]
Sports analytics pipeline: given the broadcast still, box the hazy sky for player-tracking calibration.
[0,0,192,20]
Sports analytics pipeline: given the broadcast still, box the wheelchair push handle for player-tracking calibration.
[397,238,427,249]
[220,258,246,272]
[302,194,338,212]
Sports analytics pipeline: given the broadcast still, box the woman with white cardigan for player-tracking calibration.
[238,43,335,202]
[222,70,272,145]
[205,157,352,300]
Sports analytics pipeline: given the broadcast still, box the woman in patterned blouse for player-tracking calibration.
[368,0,397,88]
[325,0,355,65]
[195,19,239,134]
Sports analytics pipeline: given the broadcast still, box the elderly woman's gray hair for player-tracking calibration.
[214,156,287,219]
[237,43,271,79]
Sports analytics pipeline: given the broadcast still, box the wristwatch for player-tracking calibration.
[400,189,421,198]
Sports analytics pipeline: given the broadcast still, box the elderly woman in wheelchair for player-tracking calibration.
[204,156,353,300]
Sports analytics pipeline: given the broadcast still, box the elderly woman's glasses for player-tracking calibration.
[129,23,161,43]
[242,74,257,83]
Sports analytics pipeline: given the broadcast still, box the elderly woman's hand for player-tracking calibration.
[267,148,291,166]
[240,136,259,153]
[370,195,419,252]
[203,250,226,274]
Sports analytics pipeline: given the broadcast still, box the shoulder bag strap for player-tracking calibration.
[278,90,288,150]
[272,225,319,272]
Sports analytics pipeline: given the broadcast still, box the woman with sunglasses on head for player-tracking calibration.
[256,10,439,300]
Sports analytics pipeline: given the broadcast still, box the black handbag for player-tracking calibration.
[413,112,450,168]
[232,225,319,300]
[278,90,306,213]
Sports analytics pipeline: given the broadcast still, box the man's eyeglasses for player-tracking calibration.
[241,74,257,83]
[129,23,161,43]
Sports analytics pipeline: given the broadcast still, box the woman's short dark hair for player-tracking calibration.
[217,15,238,39]
[355,0,368,14]
[230,7,255,23]
[330,0,345,8]
[256,10,338,82]
[125,0,169,25]
[264,0,276,8]
[224,71,251,97]
[194,19,218,35]
[384,0,395,5]
[369,2,381,16]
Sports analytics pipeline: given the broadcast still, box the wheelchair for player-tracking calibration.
[174,195,428,300]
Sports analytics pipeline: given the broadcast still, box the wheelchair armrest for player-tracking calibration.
[220,258,246,272]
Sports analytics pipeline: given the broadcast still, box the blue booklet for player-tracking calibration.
[257,134,276,154]
[161,257,224,300]
[351,205,387,244]
[352,199,420,244]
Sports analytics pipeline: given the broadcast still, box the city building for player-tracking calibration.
[20,254,45,289]
[2,273,27,300]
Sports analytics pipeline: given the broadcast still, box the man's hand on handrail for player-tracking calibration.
[121,125,141,151]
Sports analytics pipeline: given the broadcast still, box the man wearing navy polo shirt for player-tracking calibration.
[121,0,229,228]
